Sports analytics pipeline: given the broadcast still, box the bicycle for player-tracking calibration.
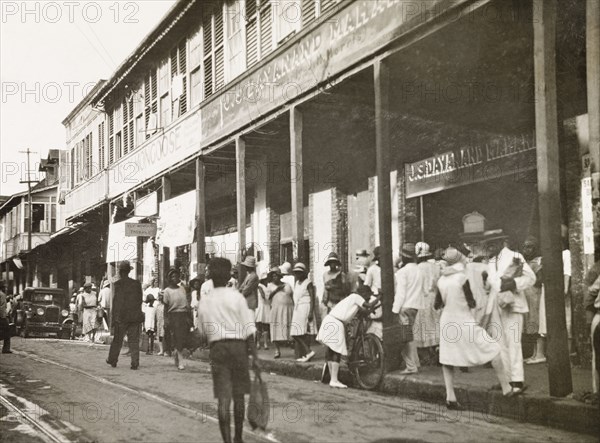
[345,300,385,390]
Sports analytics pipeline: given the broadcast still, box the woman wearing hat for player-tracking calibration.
[392,243,424,374]
[291,263,317,362]
[267,266,294,358]
[163,268,191,370]
[322,252,350,311]
[255,272,271,350]
[238,256,259,311]
[435,247,512,409]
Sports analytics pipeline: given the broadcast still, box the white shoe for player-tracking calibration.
[304,351,315,362]
[329,381,347,389]
[296,356,308,362]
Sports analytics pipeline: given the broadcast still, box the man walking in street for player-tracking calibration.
[106,260,144,370]
[198,257,258,443]
[0,281,12,354]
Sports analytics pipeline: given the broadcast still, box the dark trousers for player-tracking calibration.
[1,318,10,352]
[108,322,140,367]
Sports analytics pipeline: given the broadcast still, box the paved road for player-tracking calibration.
[0,338,595,442]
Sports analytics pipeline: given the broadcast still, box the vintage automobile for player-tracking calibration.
[16,287,72,339]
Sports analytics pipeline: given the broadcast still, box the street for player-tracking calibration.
[0,338,595,443]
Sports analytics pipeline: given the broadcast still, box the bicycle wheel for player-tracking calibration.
[351,333,385,390]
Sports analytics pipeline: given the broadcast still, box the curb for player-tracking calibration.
[191,352,599,437]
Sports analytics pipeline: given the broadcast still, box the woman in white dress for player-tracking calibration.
[268,267,294,358]
[290,263,317,362]
[436,247,512,409]
[317,285,380,388]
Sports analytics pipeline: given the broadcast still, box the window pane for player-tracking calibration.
[191,68,202,107]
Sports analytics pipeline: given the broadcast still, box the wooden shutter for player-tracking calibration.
[108,112,115,164]
[260,0,272,57]
[319,0,337,15]
[302,0,316,26]
[98,122,105,170]
[246,0,259,67]
[214,6,225,91]
[179,42,187,115]
[123,100,129,155]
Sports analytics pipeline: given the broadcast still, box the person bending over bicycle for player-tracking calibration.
[316,285,381,388]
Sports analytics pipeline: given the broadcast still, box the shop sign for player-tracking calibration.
[405,136,537,198]
[582,177,595,255]
[125,223,157,237]
[156,190,196,248]
[201,0,459,146]
[108,112,201,199]
[106,218,141,263]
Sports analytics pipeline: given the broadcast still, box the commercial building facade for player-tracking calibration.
[57,0,598,379]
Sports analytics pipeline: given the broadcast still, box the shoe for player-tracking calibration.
[509,385,528,396]
[130,365,139,370]
[178,365,185,370]
[296,356,308,362]
[304,351,315,362]
[446,401,464,411]
[274,352,281,359]
[2,350,13,354]
[399,369,418,375]
[106,359,117,368]
[157,352,164,356]
[525,357,546,365]
[329,381,347,389]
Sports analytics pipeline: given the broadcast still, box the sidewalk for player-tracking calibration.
[189,342,599,437]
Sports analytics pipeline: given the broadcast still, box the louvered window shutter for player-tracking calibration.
[246,0,258,67]
[260,0,272,58]
[302,0,316,26]
[179,42,187,115]
[214,7,224,91]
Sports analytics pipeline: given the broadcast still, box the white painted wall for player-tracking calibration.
[311,189,333,302]
[372,170,400,263]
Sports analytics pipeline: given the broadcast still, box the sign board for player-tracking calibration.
[134,191,158,217]
[156,190,196,248]
[582,177,595,255]
[201,0,460,147]
[405,136,537,198]
[125,223,157,237]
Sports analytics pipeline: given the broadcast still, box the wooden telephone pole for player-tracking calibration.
[19,149,38,286]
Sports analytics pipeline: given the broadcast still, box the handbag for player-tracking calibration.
[247,369,270,430]
[96,307,105,320]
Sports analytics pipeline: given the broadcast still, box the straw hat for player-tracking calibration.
[324,252,341,267]
[280,262,292,275]
[241,256,257,268]
[292,262,307,274]
[355,249,369,257]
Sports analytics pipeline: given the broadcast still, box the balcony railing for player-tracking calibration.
[63,170,108,220]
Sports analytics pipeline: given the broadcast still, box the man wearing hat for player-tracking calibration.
[322,252,350,311]
[364,246,382,295]
[238,256,259,311]
[482,230,535,395]
[98,279,112,328]
[392,243,425,374]
[107,260,144,370]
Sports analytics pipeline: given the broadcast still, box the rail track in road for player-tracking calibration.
[0,389,72,443]
[8,349,280,443]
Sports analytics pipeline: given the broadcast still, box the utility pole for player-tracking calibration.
[19,149,38,286]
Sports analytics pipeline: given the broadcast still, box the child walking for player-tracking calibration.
[144,294,157,355]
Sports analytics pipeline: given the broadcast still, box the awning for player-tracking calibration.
[49,222,86,240]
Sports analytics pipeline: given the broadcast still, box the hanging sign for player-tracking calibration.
[582,177,595,255]
[405,136,537,198]
[156,190,196,248]
[125,223,157,237]
[134,191,158,217]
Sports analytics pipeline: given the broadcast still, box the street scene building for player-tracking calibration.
[1,0,599,442]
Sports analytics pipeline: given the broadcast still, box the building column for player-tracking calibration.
[161,175,171,289]
[587,0,600,176]
[374,59,398,371]
[196,157,206,277]
[236,137,247,281]
[290,106,305,264]
[533,0,572,396]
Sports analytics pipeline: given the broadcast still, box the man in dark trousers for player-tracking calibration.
[0,281,12,354]
[106,260,144,370]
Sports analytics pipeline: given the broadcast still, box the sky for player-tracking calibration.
[0,0,176,196]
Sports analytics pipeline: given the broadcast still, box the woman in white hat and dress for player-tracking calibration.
[267,266,294,358]
[436,247,513,409]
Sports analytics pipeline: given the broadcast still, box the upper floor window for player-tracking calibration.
[203,2,225,98]
[171,40,188,119]
[274,0,301,44]
[225,0,246,81]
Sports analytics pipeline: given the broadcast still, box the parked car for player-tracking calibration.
[16,287,72,339]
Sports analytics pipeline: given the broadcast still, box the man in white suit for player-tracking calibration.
[482,231,536,396]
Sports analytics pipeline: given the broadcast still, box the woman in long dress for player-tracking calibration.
[436,248,512,409]
[291,263,318,362]
[255,273,271,350]
[163,268,190,370]
[268,267,294,358]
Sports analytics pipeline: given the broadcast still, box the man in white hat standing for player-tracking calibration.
[482,231,535,396]
[238,256,259,311]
